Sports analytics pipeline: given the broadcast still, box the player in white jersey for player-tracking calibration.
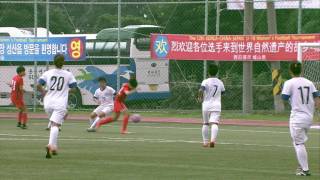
[87,77,115,132]
[281,63,320,176]
[37,54,77,159]
[198,64,225,148]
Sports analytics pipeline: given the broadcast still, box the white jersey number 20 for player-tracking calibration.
[50,76,65,91]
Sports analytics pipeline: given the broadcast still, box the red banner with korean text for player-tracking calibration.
[150,34,320,61]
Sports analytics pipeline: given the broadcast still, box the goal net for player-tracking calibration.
[297,42,320,124]
[297,43,320,87]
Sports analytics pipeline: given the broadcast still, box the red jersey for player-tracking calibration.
[11,75,24,100]
[115,83,131,102]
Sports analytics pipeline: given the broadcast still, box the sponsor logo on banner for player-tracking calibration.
[150,34,320,61]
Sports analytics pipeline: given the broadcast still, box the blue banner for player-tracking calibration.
[0,37,86,61]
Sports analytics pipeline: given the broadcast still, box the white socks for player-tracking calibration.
[294,144,309,171]
[202,124,219,144]
[89,118,94,125]
[47,121,51,129]
[49,126,59,149]
[202,125,209,144]
[90,117,100,128]
[211,124,219,143]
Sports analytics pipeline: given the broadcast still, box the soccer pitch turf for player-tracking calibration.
[0,119,319,180]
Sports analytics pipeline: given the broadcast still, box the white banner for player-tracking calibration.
[0,61,170,106]
[227,0,320,10]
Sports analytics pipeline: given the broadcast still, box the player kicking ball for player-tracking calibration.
[87,77,116,132]
[88,78,138,134]
[281,63,320,176]
[10,66,28,129]
[198,64,225,148]
[37,54,78,159]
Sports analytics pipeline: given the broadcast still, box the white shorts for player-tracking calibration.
[93,105,113,115]
[290,123,311,145]
[202,111,221,124]
[45,108,67,125]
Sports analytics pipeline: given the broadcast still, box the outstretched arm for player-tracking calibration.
[68,74,78,93]
[37,83,46,97]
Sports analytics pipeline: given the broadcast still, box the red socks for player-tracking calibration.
[18,112,22,123]
[18,112,28,125]
[96,117,113,128]
[21,113,28,125]
[121,115,129,132]
[97,114,129,133]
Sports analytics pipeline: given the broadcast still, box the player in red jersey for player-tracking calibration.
[10,66,28,129]
[90,78,138,134]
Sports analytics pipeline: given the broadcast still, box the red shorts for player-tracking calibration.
[11,98,25,108]
[114,100,127,113]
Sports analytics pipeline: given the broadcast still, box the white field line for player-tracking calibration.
[79,160,320,176]
[130,125,320,135]
[0,134,319,149]
[32,121,320,134]
[54,123,320,135]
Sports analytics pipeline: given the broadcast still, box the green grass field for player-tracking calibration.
[0,119,319,180]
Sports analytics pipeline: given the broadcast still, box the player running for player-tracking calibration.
[198,64,225,148]
[37,54,77,159]
[10,66,28,129]
[87,77,116,131]
[281,63,320,176]
[88,77,138,134]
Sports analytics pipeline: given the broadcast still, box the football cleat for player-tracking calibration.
[210,141,215,148]
[202,143,209,148]
[87,128,96,132]
[20,124,27,129]
[52,150,58,156]
[296,170,311,176]
[45,146,52,159]
[120,130,128,134]
[45,145,58,159]
[17,122,21,127]
[295,165,302,175]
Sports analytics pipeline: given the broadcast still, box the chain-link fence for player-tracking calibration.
[0,0,319,112]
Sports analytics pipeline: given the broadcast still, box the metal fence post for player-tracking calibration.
[117,0,121,91]
[297,0,302,34]
[215,0,221,66]
[215,0,220,36]
[203,0,209,80]
[267,0,284,113]
[46,0,50,71]
[242,0,253,113]
[33,0,38,112]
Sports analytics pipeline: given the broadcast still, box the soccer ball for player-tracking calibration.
[130,114,141,123]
